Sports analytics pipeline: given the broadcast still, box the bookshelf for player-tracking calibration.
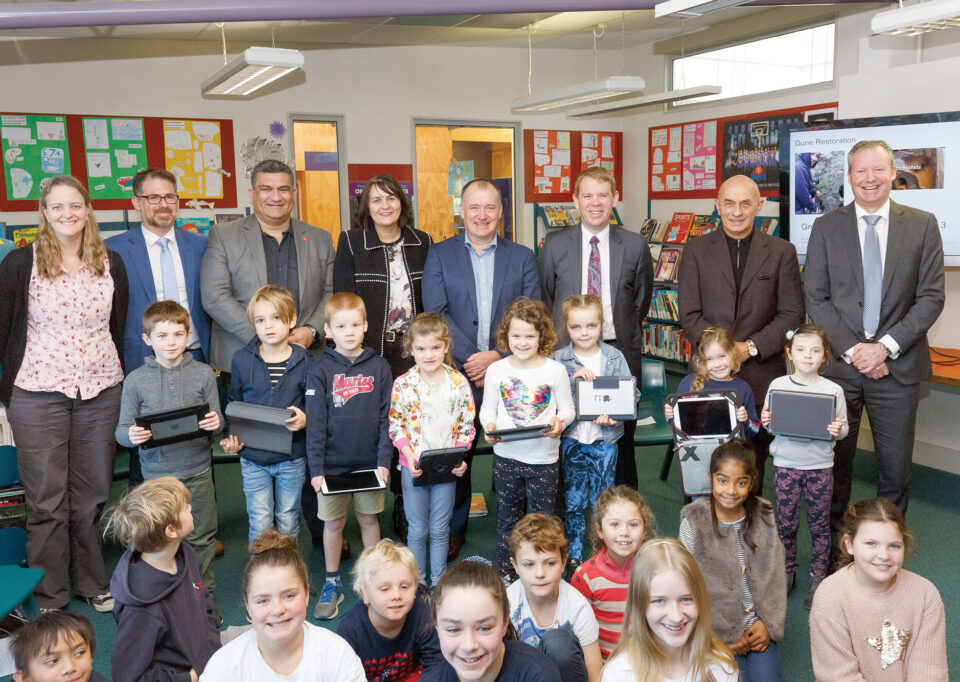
[532,203,623,255]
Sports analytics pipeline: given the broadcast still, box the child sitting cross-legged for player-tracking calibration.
[507,513,603,682]
[11,611,108,682]
[337,539,445,681]
[106,476,221,682]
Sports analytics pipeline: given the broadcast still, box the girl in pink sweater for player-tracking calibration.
[809,498,947,681]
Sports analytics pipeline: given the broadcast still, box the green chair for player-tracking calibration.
[632,359,676,476]
[0,445,19,486]
[0,448,43,623]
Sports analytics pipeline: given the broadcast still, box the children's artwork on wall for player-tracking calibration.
[81,117,148,200]
[239,136,286,179]
[1,114,71,201]
[163,119,226,199]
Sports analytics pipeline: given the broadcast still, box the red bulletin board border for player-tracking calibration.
[648,102,837,200]
[347,164,413,184]
[0,112,236,212]
[524,129,624,203]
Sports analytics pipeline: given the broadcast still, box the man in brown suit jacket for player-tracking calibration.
[678,175,805,487]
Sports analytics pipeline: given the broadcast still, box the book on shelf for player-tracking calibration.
[654,246,682,281]
[688,214,720,240]
[639,218,658,239]
[651,219,671,243]
[757,216,779,235]
[649,242,663,268]
[543,204,579,227]
[663,212,695,244]
[649,288,680,322]
[642,322,691,363]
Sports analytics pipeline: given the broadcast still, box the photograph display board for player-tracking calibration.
[524,129,623,203]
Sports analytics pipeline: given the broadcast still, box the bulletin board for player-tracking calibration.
[0,111,237,211]
[524,129,624,203]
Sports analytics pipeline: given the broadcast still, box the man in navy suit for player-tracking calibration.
[106,168,211,485]
[422,179,540,558]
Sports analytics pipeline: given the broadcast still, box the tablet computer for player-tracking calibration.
[575,376,638,421]
[135,403,210,448]
[320,469,386,496]
[225,401,294,454]
[768,390,836,441]
[486,425,549,442]
[414,447,467,487]
[668,390,740,440]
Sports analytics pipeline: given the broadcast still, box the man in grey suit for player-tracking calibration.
[538,166,653,488]
[805,140,944,538]
[201,159,334,373]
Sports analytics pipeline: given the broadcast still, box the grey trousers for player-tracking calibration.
[7,384,121,609]
[180,467,218,592]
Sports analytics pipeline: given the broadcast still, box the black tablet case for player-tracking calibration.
[136,403,209,448]
[487,425,549,442]
[225,401,294,454]
[414,447,467,487]
[768,390,836,441]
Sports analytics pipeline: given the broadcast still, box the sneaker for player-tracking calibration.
[314,579,344,620]
[415,582,431,604]
[804,574,824,610]
[786,571,797,596]
[83,592,114,613]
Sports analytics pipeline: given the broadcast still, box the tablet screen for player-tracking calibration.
[150,415,201,441]
[677,399,735,437]
[323,471,382,493]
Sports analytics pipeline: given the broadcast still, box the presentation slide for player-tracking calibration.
[787,118,959,264]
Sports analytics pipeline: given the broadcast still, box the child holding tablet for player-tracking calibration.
[760,323,847,608]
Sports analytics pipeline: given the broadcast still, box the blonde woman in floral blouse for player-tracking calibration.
[389,313,475,597]
[0,175,127,612]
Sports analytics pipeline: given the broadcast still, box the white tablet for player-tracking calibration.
[320,469,386,496]
[670,392,739,439]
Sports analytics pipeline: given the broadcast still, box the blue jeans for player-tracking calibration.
[401,467,456,585]
[560,437,617,562]
[735,640,786,682]
[240,457,306,544]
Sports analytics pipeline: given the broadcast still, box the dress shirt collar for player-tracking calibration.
[465,233,497,254]
[854,199,890,224]
[581,223,610,245]
[141,226,175,248]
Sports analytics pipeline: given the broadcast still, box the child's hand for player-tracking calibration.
[761,407,772,427]
[311,475,324,493]
[190,670,198,682]
[378,466,391,485]
[729,634,751,657]
[544,416,564,438]
[572,367,596,381]
[593,414,616,426]
[452,459,468,477]
[128,424,152,445]
[485,422,501,444]
[745,620,771,652]
[285,406,306,431]
[407,448,422,478]
[664,403,674,420]
[827,417,843,438]
[220,434,243,454]
[736,405,748,423]
[199,411,220,432]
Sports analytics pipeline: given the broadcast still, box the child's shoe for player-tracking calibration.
[314,578,344,620]
[804,574,823,610]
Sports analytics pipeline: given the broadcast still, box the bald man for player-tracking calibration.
[677,176,805,488]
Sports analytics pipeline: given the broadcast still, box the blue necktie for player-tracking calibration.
[158,237,179,302]
[862,214,882,337]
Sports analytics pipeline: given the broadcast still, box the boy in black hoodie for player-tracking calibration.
[106,476,221,682]
[307,292,393,620]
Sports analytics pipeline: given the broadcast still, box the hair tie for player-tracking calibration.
[704,326,718,334]
[785,328,799,341]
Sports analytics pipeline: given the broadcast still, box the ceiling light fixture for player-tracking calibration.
[201,46,304,96]
[566,85,722,117]
[654,0,753,19]
[871,0,960,36]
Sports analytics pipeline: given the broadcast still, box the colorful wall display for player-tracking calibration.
[524,129,623,203]
[721,111,804,193]
[649,120,718,199]
[531,130,574,195]
[1,114,71,201]
[82,117,148,200]
[163,119,226,199]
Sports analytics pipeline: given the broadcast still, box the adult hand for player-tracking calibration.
[867,362,890,381]
[199,411,220,432]
[311,475,324,493]
[734,341,751,364]
[378,466,391,485]
[594,414,616,427]
[463,350,501,383]
[484,422,501,444]
[544,416,564,438]
[285,406,306,431]
[220,434,244,454]
[128,425,152,446]
[745,620,771,652]
[851,343,888,375]
[288,326,315,348]
[572,367,596,381]
[761,407,772,428]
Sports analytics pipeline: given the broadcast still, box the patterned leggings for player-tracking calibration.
[494,456,559,577]
[560,437,617,562]
[773,465,833,577]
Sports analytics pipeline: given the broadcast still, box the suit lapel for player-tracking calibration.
[738,231,769,296]
[707,229,736,290]
[454,234,479,316]
[569,226,583,290]
[841,203,865,296]
[129,228,157,303]
[608,226,623,291]
[492,241,508,322]
[243,216,268,286]
[291,220,309,307]
[883,202,906,298]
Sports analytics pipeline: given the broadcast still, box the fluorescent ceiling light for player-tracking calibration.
[201,46,304,97]
[511,76,646,113]
[566,85,722,117]
[871,0,960,36]
[655,0,752,19]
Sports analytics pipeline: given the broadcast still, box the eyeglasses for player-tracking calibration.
[137,194,179,205]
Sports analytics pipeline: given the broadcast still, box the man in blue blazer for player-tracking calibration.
[422,179,540,557]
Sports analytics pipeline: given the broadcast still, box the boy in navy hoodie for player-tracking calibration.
[307,292,392,620]
[106,477,221,682]
[220,285,309,543]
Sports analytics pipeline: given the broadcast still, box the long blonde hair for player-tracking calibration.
[692,327,740,391]
[612,538,736,681]
[36,175,107,278]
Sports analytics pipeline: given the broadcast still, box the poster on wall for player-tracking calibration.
[82,117,148,200]
[1,114,71,201]
[524,129,622,203]
[163,119,225,199]
[581,132,617,172]
[649,120,718,197]
[532,130,573,195]
[649,125,684,195]
[681,121,718,191]
[721,111,804,192]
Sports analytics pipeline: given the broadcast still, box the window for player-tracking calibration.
[290,115,346,246]
[670,23,835,107]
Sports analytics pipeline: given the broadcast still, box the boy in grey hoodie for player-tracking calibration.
[116,301,223,598]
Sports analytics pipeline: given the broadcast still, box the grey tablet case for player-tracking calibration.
[575,376,638,421]
[768,390,836,441]
[225,401,294,454]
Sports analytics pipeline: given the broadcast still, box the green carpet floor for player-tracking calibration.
[70,444,959,680]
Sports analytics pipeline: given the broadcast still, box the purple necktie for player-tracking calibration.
[587,235,601,296]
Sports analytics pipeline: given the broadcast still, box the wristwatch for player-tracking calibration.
[306,324,321,345]
[746,339,758,357]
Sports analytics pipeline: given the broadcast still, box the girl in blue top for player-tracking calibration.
[665,327,759,436]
